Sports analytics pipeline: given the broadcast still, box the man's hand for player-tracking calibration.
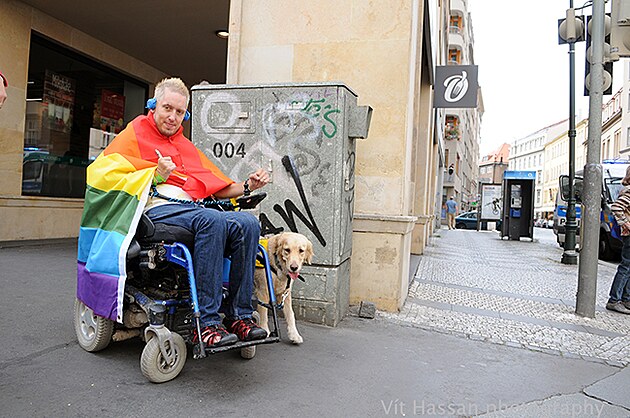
[213,168,270,199]
[156,155,176,180]
[247,168,270,191]
[621,223,630,236]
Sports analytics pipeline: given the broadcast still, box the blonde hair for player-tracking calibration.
[154,77,189,106]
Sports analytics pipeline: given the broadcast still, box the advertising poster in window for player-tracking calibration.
[43,70,75,133]
[481,184,502,220]
[100,89,125,134]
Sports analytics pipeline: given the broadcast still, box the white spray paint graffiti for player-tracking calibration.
[192,88,354,265]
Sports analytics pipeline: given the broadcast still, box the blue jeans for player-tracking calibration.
[609,235,630,303]
[145,204,260,326]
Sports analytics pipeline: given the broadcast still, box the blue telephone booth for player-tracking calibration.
[500,171,536,241]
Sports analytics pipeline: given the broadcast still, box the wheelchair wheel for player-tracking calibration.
[74,299,114,352]
[240,311,261,360]
[141,332,187,383]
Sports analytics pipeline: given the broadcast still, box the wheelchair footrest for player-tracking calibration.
[193,336,280,358]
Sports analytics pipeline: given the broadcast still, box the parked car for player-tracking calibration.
[455,211,479,230]
[454,211,503,231]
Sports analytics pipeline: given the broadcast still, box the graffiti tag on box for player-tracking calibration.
[195,91,353,255]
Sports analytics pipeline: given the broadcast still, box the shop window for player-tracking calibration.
[23,33,148,198]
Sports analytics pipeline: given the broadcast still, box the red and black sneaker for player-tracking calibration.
[192,324,238,347]
[224,317,268,342]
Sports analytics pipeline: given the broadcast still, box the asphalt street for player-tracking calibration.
[0,234,628,417]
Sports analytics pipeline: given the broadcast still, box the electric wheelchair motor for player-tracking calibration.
[74,193,282,383]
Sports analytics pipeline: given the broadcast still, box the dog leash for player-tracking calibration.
[149,185,234,211]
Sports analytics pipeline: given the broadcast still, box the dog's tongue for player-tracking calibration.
[288,271,300,281]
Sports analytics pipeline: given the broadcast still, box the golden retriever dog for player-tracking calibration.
[254,232,313,344]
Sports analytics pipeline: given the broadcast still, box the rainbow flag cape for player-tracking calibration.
[77,114,233,322]
[76,144,154,322]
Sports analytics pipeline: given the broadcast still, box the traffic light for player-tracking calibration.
[558,8,584,44]
[610,0,630,58]
[584,13,614,96]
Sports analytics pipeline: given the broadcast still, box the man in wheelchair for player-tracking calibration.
[78,77,268,349]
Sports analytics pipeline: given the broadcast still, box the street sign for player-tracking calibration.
[433,65,479,108]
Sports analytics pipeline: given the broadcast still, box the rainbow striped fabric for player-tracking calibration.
[77,114,233,322]
[77,148,155,322]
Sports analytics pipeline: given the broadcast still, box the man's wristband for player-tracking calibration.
[243,179,251,196]
[153,172,166,185]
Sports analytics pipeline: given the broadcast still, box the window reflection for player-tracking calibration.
[22,33,147,198]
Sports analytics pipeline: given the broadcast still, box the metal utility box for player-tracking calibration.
[500,171,535,241]
[190,82,372,326]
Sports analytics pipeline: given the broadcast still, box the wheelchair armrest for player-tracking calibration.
[236,192,267,209]
[202,199,235,211]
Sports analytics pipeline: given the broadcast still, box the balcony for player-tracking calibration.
[444,125,460,141]
[448,31,465,50]
[450,0,466,15]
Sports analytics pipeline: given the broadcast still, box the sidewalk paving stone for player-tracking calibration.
[478,393,628,417]
[584,366,630,411]
[382,228,630,367]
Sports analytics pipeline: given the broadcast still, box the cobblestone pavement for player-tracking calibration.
[380,228,630,367]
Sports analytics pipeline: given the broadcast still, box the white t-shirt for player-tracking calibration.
[144,183,195,212]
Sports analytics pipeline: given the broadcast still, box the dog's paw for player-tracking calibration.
[288,331,303,344]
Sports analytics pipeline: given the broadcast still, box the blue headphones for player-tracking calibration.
[146,97,190,121]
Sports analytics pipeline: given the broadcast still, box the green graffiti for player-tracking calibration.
[322,106,340,138]
[302,98,325,116]
[302,98,341,138]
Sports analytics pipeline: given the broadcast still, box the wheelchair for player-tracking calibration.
[73,193,281,383]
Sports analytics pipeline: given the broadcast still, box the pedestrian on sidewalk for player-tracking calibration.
[446,196,458,230]
[607,165,630,314]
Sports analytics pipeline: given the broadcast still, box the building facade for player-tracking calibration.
[541,87,622,220]
[441,0,483,215]
[619,61,630,159]
[478,143,509,185]
[600,88,623,161]
[508,120,567,220]
[541,118,588,219]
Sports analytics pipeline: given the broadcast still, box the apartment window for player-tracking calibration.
[456,154,461,175]
[614,130,621,156]
[445,115,459,127]
[23,33,148,198]
[448,49,461,64]
[449,16,462,33]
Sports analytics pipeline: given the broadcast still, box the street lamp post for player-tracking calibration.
[562,1,579,265]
